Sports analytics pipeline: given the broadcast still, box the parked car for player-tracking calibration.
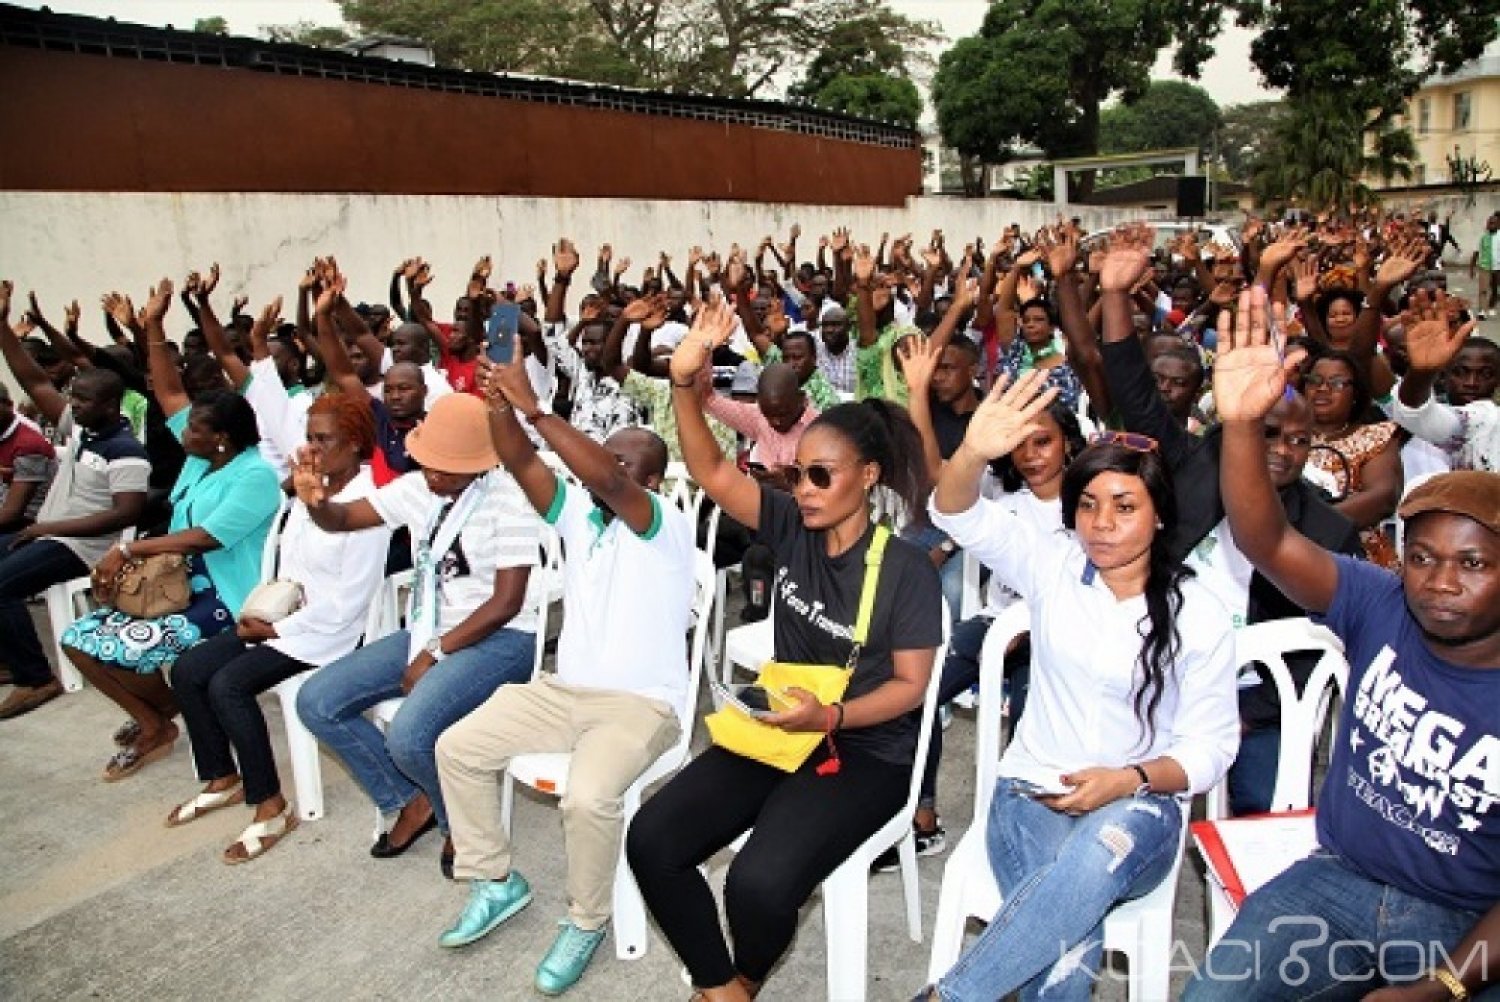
[1081,219,1241,257]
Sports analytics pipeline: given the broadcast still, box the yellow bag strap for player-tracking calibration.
[845,523,889,668]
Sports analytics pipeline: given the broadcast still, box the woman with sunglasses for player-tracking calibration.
[1302,347,1403,567]
[916,372,1239,1002]
[626,299,943,1002]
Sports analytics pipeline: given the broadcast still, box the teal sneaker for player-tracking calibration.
[437,873,533,948]
[534,918,607,995]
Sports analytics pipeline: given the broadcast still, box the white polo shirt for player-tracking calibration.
[543,477,696,719]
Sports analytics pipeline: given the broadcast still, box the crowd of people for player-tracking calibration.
[0,204,1496,1000]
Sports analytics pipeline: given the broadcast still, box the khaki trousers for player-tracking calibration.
[436,675,680,930]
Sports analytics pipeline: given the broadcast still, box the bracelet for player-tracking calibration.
[1131,763,1151,792]
[824,704,838,735]
[832,701,845,732]
[670,377,697,389]
[1434,968,1469,1000]
[523,407,547,423]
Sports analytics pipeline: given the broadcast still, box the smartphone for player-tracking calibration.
[486,303,522,364]
[711,680,793,721]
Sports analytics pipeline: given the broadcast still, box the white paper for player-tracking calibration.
[1207,814,1319,901]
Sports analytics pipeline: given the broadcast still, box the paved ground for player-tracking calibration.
[0,597,1205,1002]
[2,267,1492,1002]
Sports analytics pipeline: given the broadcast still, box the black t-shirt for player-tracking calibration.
[755,485,944,765]
[928,398,974,460]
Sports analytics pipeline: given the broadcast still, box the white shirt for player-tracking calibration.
[932,493,1240,796]
[243,357,315,481]
[1185,517,1257,630]
[1390,393,1497,473]
[544,477,697,720]
[977,486,1064,614]
[268,469,391,666]
[369,469,543,636]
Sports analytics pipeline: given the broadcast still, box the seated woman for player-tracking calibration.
[626,299,943,1002]
[917,371,1240,1001]
[1303,347,1404,568]
[164,393,391,863]
[63,281,281,782]
[294,393,541,878]
[908,397,1085,859]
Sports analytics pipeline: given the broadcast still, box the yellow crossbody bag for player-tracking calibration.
[705,524,889,772]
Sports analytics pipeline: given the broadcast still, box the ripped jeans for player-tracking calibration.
[936,779,1183,1002]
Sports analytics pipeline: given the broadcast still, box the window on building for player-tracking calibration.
[1414,164,1427,186]
[1418,98,1431,135]
[1455,92,1472,131]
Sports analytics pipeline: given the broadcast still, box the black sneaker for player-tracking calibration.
[915,823,947,857]
[870,845,901,874]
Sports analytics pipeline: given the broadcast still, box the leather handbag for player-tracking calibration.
[239,580,305,623]
[705,525,888,772]
[110,553,191,619]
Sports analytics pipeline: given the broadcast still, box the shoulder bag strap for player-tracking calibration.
[844,523,890,668]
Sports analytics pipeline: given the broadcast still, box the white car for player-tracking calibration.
[1081,220,1241,256]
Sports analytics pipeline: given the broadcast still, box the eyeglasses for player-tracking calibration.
[1303,374,1354,391]
[1089,430,1158,453]
[784,461,849,490]
[1263,425,1313,448]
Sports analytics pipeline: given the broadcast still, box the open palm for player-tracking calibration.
[1213,286,1304,422]
[962,370,1059,461]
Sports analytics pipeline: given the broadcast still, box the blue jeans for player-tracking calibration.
[295,628,535,833]
[0,535,87,686]
[1226,726,1283,817]
[937,781,1183,1001]
[1184,850,1494,1000]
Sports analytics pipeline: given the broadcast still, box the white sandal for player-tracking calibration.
[165,783,245,827]
[223,805,298,865]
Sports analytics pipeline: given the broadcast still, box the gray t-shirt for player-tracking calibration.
[36,408,151,565]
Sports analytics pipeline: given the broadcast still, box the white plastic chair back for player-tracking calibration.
[972,601,1032,822]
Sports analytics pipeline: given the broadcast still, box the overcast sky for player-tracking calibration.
[14,0,1282,107]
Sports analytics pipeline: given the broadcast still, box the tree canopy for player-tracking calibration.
[786,9,940,127]
[1099,81,1221,157]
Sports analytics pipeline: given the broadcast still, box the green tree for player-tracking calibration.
[786,9,940,127]
[1098,80,1221,156]
[932,0,1203,198]
[1218,99,1289,181]
[193,16,229,35]
[262,21,355,48]
[1251,95,1415,211]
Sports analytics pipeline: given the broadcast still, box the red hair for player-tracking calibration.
[308,391,376,461]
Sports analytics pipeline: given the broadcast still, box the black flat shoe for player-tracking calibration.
[440,847,455,880]
[370,814,437,858]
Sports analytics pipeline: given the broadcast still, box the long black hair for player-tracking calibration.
[991,400,1086,494]
[1060,443,1192,748]
[809,399,929,521]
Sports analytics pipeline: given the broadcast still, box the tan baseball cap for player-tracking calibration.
[404,393,500,475]
[1398,471,1499,534]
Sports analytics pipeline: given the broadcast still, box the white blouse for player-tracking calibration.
[931,493,1240,796]
[267,468,391,667]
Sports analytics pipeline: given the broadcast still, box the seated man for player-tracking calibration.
[1393,323,1497,474]
[701,363,818,478]
[0,283,149,717]
[433,347,696,996]
[1188,289,1500,998]
[0,382,56,535]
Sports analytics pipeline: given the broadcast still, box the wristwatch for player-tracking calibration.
[424,637,447,662]
[1130,764,1151,798]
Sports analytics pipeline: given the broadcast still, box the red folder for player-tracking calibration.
[1190,809,1316,909]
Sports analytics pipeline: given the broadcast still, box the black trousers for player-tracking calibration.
[626,744,908,988]
[170,629,312,805]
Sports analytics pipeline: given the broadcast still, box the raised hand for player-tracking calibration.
[63,298,81,333]
[1098,223,1154,293]
[725,254,748,292]
[960,370,1060,461]
[1258,227,1307,277]
[1213,285,1305,423]
[669,294,735,384]
[613,256,632,278]
[143,278,174,325]
[0,280,11,321]
[254,296,284,340]
[1375,235,1426,287]
[553,239,580,278]
[1042,226,1078,278]
[1401,290,1478,375]
[851,244,876,286]
[765,297,789,338]
[481,342,542,415]
[204,262,221,296]
[898,334,941,395]
[830,227,850,254]
[102,292,136,331]
[471,255,492,283]
[1293,255,1320,301]
[1015,273,1041,303]
[291,447,328,508]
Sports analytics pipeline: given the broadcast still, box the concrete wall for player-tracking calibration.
[0,190,1148,356]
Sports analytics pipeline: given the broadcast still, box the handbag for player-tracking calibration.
[110,553,191,619]
[239,579,305,623]
[705,524,889,772]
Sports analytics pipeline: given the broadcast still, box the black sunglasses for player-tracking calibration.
[784,462,849,490]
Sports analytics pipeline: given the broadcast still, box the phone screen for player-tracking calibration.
[486,303,521,364]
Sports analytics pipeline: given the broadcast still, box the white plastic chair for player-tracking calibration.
[497,551,718,961]
[718,602,951,1001]
[928,600,1187,1001]
[43,527,137,693]
[1199,618,1348,946]
[367,527,562,836]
